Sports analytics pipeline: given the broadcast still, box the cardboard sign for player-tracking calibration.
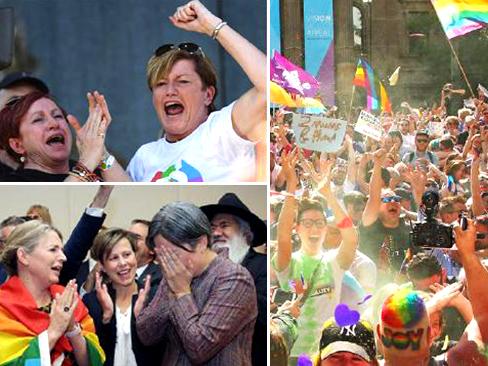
[291,113,347,152]
[354,110,382,141]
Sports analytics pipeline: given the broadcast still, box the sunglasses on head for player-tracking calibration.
[381,196,401,203]
[154,42,205,58]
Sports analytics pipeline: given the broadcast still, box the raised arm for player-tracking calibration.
[471,157,484,217]
[169,1,266,141]
[59,186,112,285]
[316,158,358,270]
[454,221,488,342]
[275,149,298,272]
[362,148,386,226]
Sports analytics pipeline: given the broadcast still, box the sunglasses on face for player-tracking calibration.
[416,139,428,143]
[298,218,327,228]
[381,196,401,203]
[5,95,22,108]
[154,42,205,58]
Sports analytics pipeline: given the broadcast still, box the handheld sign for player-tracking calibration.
[354,110,382,141]
[291,113,347,152]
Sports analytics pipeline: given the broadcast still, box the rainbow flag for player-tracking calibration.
[353,58,392,113]
[0,276,105,366]
[431,0,488,39]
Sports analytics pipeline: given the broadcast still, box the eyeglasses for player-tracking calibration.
[298,218,327,228]
[416,139,428,143]
[154,42,205,58]
[381,196,401,203]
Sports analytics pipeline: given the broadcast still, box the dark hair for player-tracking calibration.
[148,202,212,251]
[90,228,138,264]
[297,199,326,222]
[131,218,151,228]
[407,253,442,281]
[0,215,31,229]
[0,91,68,162]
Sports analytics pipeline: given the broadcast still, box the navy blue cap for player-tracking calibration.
[0,72,49,93]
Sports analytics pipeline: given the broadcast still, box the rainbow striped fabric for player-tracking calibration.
[353,58,392,113]
[0,276,105,366]
[431,0,488,39]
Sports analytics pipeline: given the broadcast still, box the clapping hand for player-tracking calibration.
[95,271,114,324]
[134,275,151,318]
[48,280,79,341]
[67,91,111,171]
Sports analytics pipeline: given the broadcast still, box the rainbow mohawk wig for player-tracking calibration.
[381,288,426,329]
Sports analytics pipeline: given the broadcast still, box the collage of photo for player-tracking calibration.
[2,0,488,365]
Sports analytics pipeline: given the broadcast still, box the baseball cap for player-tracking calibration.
[319,318,376,362]
[0,72,49,93]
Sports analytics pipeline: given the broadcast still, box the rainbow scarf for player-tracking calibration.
[431,0,488,39]
[353,58,392,113]
[0,276,105,366]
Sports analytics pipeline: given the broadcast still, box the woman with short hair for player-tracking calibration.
[82,228,161,366]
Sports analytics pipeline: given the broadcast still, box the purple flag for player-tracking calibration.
[270,51,320,98]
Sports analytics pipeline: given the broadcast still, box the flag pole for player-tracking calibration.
[445,37,475,97]
[348,85,356,124]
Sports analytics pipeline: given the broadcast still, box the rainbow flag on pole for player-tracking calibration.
[353,58,392,113]
[431,0,488,39]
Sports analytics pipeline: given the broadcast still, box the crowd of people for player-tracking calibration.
[0,187,266,365]
[270,84,488,365]
[0,0,266,182]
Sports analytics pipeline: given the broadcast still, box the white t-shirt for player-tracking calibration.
[127,102,256,182]
[273,249,345,357]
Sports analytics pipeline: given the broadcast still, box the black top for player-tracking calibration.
[241,248,267,366]
[359,218,412,271]
[2,168,68,182]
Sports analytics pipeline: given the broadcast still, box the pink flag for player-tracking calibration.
[270,51,320,98]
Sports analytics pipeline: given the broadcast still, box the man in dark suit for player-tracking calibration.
[129,218,162,289]
[201,193,267,366]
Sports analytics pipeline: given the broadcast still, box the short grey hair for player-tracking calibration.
[0,220,61,276]
[148,202,212,251]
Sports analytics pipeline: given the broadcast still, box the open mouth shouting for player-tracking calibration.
[45,133,66,149]
[164,101,184,117]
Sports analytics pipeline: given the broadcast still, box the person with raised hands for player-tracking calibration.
[272,149,358,361]
[0,220,105,366]
[0,90,130,181]
[82,228,161,366]
[136,201,257,365]
[127,0,266,182]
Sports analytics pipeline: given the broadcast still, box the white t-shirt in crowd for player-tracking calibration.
[273,249,345,357]
[127,102,256,182]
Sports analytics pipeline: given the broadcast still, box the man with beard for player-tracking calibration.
[201,193,266,366]
[402,130,438,166]
[360,149,412,285]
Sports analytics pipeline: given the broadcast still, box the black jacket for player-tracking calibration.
[241,248,267,366]
[83,284,163,366]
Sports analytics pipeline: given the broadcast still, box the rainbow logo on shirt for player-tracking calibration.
[150,160,204,182]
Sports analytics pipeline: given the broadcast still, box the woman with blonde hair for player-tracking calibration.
[0,220,105,365]
[26,204,52,225]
